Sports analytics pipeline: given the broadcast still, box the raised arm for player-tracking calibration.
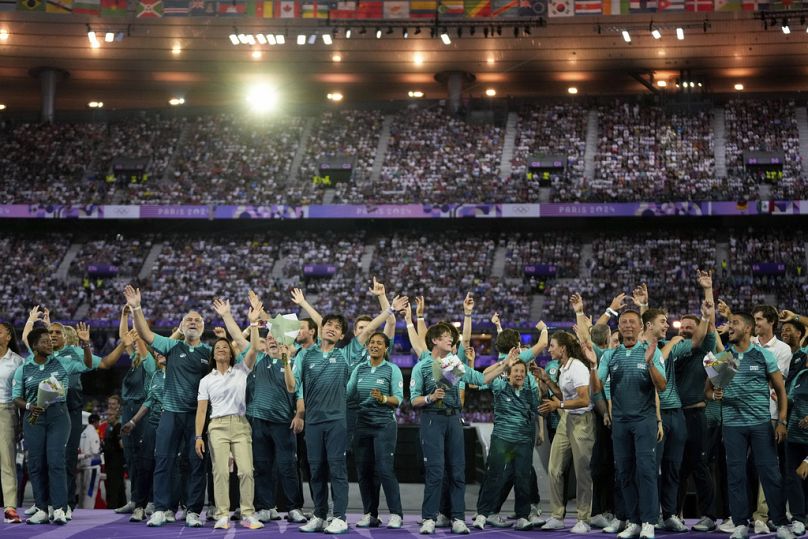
[491,312,503,334]
[241,304,262,371]
[22,305,46,352]
[528,321,549,359]
[596,293,627,326]
[357,296,408,345]
[690,299,715,350]
[462,292,474,348]
[369,277,396,340]
[280,345,296,393]
[291,288,322,331]
[404,302,427,358]
[76,322,95,369]
[633,283,649,315]
[118,305,130,341]
[124,285,155,344]
[212,298,248,352]
[99,329,138,370]
[415,296,427,338]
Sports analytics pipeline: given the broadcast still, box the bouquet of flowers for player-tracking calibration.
[703,351,739,389]
[432,353,466,388]
[29,374,65,424]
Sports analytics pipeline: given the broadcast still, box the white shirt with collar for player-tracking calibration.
[754,335,793,420]
[0,348,24,404]
[197,361,252,418]
[559,358,594,414]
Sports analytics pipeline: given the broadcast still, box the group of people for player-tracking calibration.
[1,271,808,539]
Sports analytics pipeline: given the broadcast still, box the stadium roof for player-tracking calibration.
[0,11,805,110]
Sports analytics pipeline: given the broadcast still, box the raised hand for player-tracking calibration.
[123,285,142,309]
[463,292,474,315]
[701,300,715,320]
[27,305,43,324]
[77,322,91,344]
[780,309,799,322]
[569,293,584,314]
[416,296,425,317]
[368,277,386,297]
[717,322,730,335]
[717,299,733,320]
[391,295,409,313]
[402,302,413,323]
[42,308,51,326]
[632,283,649,306]
[121,329,138,348]
[213,327,227,339]
[580,339,597,367]
[696,269,713,289]
[644,334,658,364]
[290,288,305,305]
[609,293,628,312]
[248,303,263,323]
[465,345,476,364]
[535,320,547,333]
[211,298,231,317]
[248,289,262,310]
[491,312,501,326]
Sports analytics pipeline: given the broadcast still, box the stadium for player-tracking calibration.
[0,1,807,538]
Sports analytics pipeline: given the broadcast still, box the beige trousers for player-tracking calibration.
[208,415,255,519]
[548,410,596,522]
[0,405,18,509]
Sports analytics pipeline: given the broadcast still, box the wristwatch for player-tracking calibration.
[560,401,565,409]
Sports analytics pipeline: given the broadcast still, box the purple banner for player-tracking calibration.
[214,205,306,219]
[752,262,786,275]
[140,205,209,219]
[524,264,558,277]
[87,264,118,277]
[303,264,337,277]
[307,205,453,219]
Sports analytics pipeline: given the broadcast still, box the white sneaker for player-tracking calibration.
[115,501,136,514]
[730,525,749,539]
[641,522,655,539]
[255,510,273,523]
[289,509,308,523]
[186,511,203,528]
[720,519,738,534]
[515,518,533,531]
[529,507,547,527]
[472,515,487,530]
[356,514,381,528]
[420,519,436,534]
[792,521,806,536]
[592,513,615,529]
[387,514,403,529]
[24,505,39,516]
[242,515,265,529]
[214,516,230,529]
[618,523,641,538]
[542,517,566,530]
[27,509,49,525]
[130,507,145,522]
[755,520,770,535]
[451,519,470,534]
[146,510,167,527]
[693,516,717,532]
[572,521,592,534]
[436,514,452,528]
[604,519,627,534]
[66,506,72,521]
[778,525,797,539]
[487,514,513,528]
[164,510,176,523]
[664,515,688,532]
[300,516,325,532]
[52,509,67,525]
[324,517,348,534]
[145,502,155,517]
[268,508,281,520]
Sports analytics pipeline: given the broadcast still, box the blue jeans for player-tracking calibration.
[304,419,348,520]
[476,435,533,519]
[152,411,206,513]
[419,412,465,521]
[657,408,686,519]
[249,417,301,511]
[723,422,787,527]
[355,419,402,517]
[613,416,659,525]
[24,403,70,510]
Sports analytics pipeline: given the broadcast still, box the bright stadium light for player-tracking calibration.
[0,29,9,41]
[238,34,249,44]
[229,34,239,45]
[245,84,279,114]
[734,83,744,91]
[568,87,578,94]
[658,80,667,87]
[275,34,285,44]
[327,92,343,102]
[256,34,267,45]
[0,104,7,110]
[440,30,451,45]
[651,28,661,40]
[676,27,684,40]
[105,32,114,42]
[622,30,631,43]
[322,33,333,45]
[267,34,276,45]
[297,34,306,45]
[485,88,496,97]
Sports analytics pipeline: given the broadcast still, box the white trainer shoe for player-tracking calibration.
[27,509,49,525]
[214,516,230,529]
[146,510,167,527]
[435,514,452,528]
[572,521,592,534]
[387,514,403,529]
[719,518,738,534]
[130,507,145,522]
[451,519,470,534]
[241,515,265,529]
[324,517,348,534]
[618,523,641,538]
[356,514,381,528]
[542,517,566,530]
[420,519,436,534]
[288,509,308,523]
[472,515,486,530]
[641,522,655,539]
[300,516,325,532]
[730,525,749,539]
[185,511,203,528]
[115,501,136,514]
[515,518,533,531]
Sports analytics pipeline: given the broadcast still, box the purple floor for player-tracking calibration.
[0,512,773,539]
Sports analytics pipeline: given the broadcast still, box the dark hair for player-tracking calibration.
[0,322,20,355]
[734,312,756,331]
[436,320,460,346]
[642,308,668,329]
[301,318,318,340]
[321,314,348,336]
[783,319,807,339]
[107,394,121,405]
[590,324,610,348]
[367,331,391,359]
[505,360,527,376]
[680,314,701,325]
[551,331,585,363]
[27,327,50,351]
[353,315,372,330]
[752,305,779,330]
[88,414,100,425]
[425,323,453,351]
[208,337,236,371]
[495,328,521,355]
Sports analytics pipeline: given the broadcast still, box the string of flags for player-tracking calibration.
[2,0,801,19]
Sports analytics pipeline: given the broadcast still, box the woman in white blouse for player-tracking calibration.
[0,322,24,524]
[195,303,261,530]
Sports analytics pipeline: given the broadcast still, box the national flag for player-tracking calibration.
[101,0,127,15]
[246,0,272,15]
[188,0,216,13]
[329,0,355,17]
[549,0,574,14]
[301,0,327,17]
[218,0,246,14]
[601,0,624,12]
[276,0,298,16]
[742,0,769,8]
[163,0,189,15]
[137,0,163,16]
[658,0,685,8]
[384,0,409,17]
[574,0,600,13]
[0,0,15,10]
[439,0,465,16]
[410,0,436,17]
[72,0,98,13]
[629,0,656,11]
[686,0,713,10]
[354,0,381,17]
[46,0,72,11]
[17,0,44,10]
[464,0,490,16]
[520,0,548,15]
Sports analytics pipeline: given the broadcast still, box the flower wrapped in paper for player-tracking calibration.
[703,351,739,388]
[432,353,466,388]
[268,313,301,362]
[29,374,65,424]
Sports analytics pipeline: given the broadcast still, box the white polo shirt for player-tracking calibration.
[197,361,252,418]
[0,348,24,404]
[558,358,593,414]
[753,335,793,420]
